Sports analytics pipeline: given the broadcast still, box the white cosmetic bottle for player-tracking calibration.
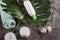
[23,0,37,20]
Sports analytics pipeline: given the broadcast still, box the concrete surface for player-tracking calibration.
[0,0,60,40]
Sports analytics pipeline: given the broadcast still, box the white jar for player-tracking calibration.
[19,26,30,38]
[4,32,17,40]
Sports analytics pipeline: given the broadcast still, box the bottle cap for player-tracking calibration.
[32,15,37,20]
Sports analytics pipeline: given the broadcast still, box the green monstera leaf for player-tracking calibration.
[3,0,51,26]
[21,0,51,26]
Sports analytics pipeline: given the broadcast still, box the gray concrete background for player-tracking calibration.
[0,0,60,40]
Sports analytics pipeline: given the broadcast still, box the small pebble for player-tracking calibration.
[45,26,52,33]
[40,28,47,33]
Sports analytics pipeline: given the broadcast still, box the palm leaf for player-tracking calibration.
[3,0,24,20]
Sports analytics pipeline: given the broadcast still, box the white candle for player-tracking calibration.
[23,0,37,20]
[4,32,17,40]
[19,27,30,38]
